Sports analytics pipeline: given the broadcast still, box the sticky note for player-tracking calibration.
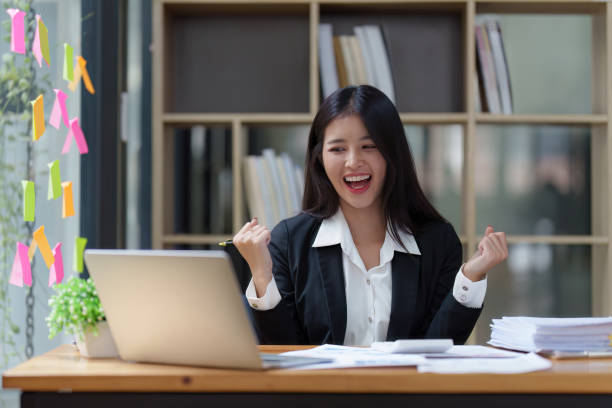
[48,242,64,286]
[28,240,37,261]
[68,60,81,92]
[63,43,73,81]
[31,94,45,141]
[22,180,35,222]
[78,56,95,94]
[9,242,31,287]
[61,181,74,218]
[33,225,55,268]
[40,15,50,65]
[62,117,88,155]
[48,160,61,200]
[32,15,42,66]
[74,237,87,273]
[49,89,69,129]
[6,9,25,54]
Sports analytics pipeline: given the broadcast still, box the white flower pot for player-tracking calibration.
[75,321,119,358]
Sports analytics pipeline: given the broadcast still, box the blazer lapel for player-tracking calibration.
[316,245,346,344]
[387,252,420,340]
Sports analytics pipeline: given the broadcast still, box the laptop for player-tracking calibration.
[84,249,330,369]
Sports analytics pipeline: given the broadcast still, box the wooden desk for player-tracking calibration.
[4,344,612,408]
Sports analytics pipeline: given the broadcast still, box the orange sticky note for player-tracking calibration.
[78,56,95,95]
[31,94,45,141]
[61,181,75,218]
[33,225,55,268]
[28,239,38,262]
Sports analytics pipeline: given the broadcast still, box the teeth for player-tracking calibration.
[344,175,371,182]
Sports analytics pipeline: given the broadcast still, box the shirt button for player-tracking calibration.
[366,278,371,285]
[368,316,373,323]
[251,303,258,309]
[460,295,467,302]
[462,285,468,291]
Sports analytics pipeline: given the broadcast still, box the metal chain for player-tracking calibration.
[24,0,36,360]
[25,264,34,358]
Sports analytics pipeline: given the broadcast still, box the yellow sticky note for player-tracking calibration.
[63,43,73,81]
[31,95,45,141]
[78,56,95,95]
[38,17,50,66]
[74,237,87,273]
[33,225,55,268]
[61,181,75,218]
[22,180,35,222]
[48,160,61,200]
[68,60,81,92]
[28,240,38,262]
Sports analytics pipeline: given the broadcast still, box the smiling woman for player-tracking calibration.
[233,85,509,346]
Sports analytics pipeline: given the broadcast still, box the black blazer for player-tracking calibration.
[252,212,481,345]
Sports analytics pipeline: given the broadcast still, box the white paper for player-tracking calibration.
[417,352,551,374]
[423,345,524,358]
[281,344,426,370]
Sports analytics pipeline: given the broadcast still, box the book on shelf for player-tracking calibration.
[243,149,304,230]
[174,126,232,236]
[475,17,513,114]
[319,24,396,103]
[318,23,340,99]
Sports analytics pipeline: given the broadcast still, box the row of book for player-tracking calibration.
[318,23,396,103]
[475,17,513,114]
[243,149,304,230]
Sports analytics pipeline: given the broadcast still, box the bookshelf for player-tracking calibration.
[152,0,612,338]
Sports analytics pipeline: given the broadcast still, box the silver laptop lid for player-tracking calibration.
[84,249,263,369]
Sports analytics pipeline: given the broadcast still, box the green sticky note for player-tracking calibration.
[48,160,61,200]
[22,180,35,222]
[39,18,50,65]
[63,43,73,81]
[74,237,87,273]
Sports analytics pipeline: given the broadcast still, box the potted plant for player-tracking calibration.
[46,276,118,358]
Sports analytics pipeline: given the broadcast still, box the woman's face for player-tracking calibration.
[321,114,387,213]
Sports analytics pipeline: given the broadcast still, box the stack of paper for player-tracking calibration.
[489,316,612,352]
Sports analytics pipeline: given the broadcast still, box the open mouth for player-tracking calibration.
[343,175,371,193]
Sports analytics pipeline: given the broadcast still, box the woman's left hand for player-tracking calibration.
[463,225,508,282]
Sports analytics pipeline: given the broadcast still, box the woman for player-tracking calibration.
[234,85,508,345]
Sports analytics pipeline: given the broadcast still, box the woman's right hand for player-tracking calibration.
[233,218,273,297]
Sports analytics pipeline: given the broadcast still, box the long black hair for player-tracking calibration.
[302,85,446,244]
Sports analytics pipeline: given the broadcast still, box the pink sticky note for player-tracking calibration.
[9,242,32,287]
[6,9,25,54]
[32,14,42,66]
[62,118,88,154]
[49,89,69,129]
[61,126,73,154]
[71,118,88,154]
[48,242,64,287]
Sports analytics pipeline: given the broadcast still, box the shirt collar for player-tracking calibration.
[312,209,421,256]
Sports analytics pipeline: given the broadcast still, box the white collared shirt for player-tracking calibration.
[246,210,486,345]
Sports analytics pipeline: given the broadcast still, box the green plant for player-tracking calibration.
[46,276,105,340]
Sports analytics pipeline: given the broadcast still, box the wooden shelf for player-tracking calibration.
[162,113,314,125]
[153,0,612,320]
[399,113,468,124]
[500,235,607,245]
[475,114,607,125]
[163,234,232,246]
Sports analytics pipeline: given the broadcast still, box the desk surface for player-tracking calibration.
[4,344,612,394]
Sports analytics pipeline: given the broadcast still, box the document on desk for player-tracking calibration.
[417,352,552,374]
[423,345,524,358]
[280,344,426,370]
